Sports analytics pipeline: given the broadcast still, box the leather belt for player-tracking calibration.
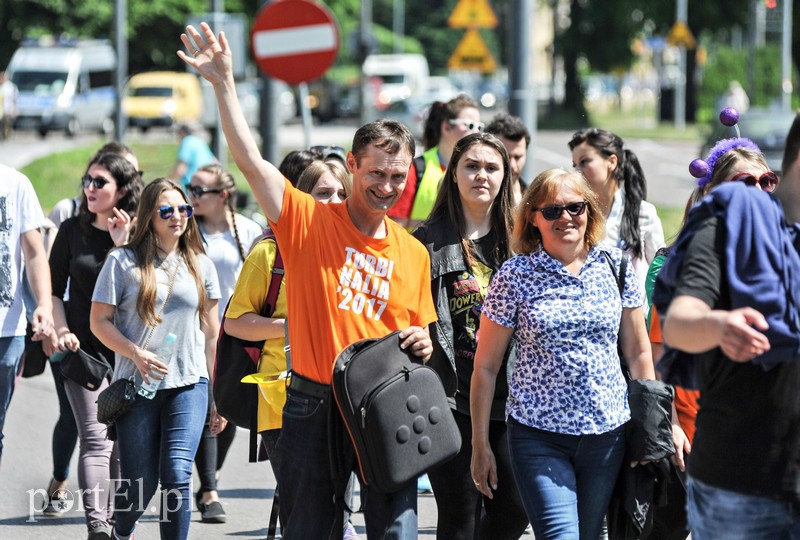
[288,372,329,400]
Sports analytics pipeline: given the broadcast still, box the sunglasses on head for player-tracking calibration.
[449,119,485,132]
[158,204,193,220]
[729,171,779,193]
[82,175,112,190]
[534,201,589,221]
[187,185,224,198]
[309,145,347,163]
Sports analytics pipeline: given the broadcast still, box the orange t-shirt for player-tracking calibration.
[270,181,438,384]
[649,309,699,442]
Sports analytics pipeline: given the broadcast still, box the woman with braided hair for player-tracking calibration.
[569,128,665,296]
[187,163,262,523]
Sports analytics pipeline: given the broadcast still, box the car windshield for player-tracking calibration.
[11,71,67,95]
[130,87,173,98]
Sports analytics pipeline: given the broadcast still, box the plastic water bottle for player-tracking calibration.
[138,333,177,399]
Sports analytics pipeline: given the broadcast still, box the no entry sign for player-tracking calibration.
[251,0,339,84]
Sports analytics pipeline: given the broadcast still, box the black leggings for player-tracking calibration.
[428,410,529,539]
[194,385,237,494]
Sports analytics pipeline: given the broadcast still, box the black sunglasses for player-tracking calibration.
[187,185,224,198]
[309,145,347,163]
[158,204,194,220]
[730,171,779,193]
[81,175,112,190]
[534,201,589,221]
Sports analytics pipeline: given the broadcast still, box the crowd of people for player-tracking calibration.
[0,21,799,540]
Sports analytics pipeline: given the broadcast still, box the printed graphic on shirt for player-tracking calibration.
[448,260,492,362]
[0,195,12,307]
[336,246,395,321]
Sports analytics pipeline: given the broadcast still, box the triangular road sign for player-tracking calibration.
[448,0,498,29]
[448,29,497,73]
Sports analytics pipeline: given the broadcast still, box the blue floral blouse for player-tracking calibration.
[483,245,642,435]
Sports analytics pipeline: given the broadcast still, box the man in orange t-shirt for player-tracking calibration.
[182,22,438,538]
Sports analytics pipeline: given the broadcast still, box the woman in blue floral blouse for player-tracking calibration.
[470,168,655,539]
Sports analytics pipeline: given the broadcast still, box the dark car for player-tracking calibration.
[700,108,795,175]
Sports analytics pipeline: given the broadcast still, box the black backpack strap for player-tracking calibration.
[267,484,280,539]
[601,250,627,296]
[413,155,426,191]
[329,388,360,530]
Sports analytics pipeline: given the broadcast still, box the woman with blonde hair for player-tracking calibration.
[91,179,222,540]
[471,169,656,539]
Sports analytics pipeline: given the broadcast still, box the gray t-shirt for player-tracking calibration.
[92,248,220,389]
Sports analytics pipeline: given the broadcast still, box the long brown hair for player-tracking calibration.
[125,179,208,328]
[426,132,513,269]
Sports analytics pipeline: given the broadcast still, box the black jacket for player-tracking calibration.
[413,215,512,418]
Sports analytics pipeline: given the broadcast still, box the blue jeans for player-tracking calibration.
[0,335,25,462]
[687,476,800,540]
[276,385,417,539]
[113,379,207,540]
[507,418,625,540]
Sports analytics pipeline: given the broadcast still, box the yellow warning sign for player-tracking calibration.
[667,21,696,49]
[448,29,497,73]
[448,0,498,29]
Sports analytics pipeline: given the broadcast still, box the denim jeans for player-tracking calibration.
[687,476,800,540]
[0,335,25,462]
[507,417,625,540]
[428,410,528,539]
[276,385,417,539]
[113,379,207,540]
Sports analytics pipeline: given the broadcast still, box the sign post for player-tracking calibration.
[251,0,339,148]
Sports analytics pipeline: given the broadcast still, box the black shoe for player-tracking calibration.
[198,500,227,524]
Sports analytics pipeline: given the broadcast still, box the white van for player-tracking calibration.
[362,54,430,107]
[8,38,116,137]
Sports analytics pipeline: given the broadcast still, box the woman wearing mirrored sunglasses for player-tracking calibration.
[91,178,222,540]
[388,94,482,230]
[569,129,666,300]
[412,132,528,538]
[186,164,262,522]
[695,138,776,197]
[46,151,143,538]
[471,169,657,540]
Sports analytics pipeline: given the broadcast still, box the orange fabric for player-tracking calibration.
[674,387,699,443]
[649,308,663,343]
[270,181,438,384]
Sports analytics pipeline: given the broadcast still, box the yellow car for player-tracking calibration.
[123,71,202,131]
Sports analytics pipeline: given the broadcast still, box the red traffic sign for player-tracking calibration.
[251,0,339,84]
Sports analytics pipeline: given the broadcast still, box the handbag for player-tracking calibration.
[213,231,284,463]
[331,330,461,494]
[19,321,48,378]
[95,257,179,433]
[60,348,112,391]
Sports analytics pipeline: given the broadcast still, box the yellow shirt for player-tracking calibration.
[225,237,288,432]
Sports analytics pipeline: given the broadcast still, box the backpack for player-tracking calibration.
[213,230,284,462]
[330,331,461,495]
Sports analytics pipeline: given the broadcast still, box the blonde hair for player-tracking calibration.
[513,169,605,254]
[296,159,352,197]
[704,147,770,194]
[195,164,248,261]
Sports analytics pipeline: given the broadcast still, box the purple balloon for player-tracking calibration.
[689,159,709,178]
[719,107,739,127]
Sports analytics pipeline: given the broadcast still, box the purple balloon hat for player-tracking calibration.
[689,107,761,189]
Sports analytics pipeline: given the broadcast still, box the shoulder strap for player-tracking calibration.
[260,230,284,318]
[601,250,628,297]
[413,155,426,191]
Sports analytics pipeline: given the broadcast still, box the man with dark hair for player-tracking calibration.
[657,114,800,538]
[181,23,437,538]
[485,113,531,205]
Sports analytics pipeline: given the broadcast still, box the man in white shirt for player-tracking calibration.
[0,164,54,468]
